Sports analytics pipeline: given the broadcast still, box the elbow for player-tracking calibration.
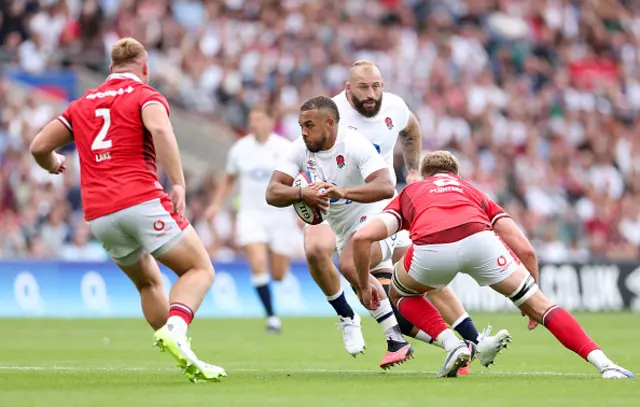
[265,191,274,207]
[29,134,48,157]
[382,183,395,199]
[265,186,277,207]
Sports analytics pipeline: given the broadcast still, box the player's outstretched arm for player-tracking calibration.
[493,217,539,282]
[142,103,185,188]
[352,213,400,289]
[399,112,421,183]
[324,168,395,203]
[30,120,73,174]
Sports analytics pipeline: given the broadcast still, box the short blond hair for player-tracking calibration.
[421,151,460,178]
[111,37,147,67]
[352,60,375,67]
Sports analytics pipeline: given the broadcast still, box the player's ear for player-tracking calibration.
[345,81,350,91]
[327,116,336,129]
[109,65,113,73]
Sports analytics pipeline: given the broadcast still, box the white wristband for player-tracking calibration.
[50,154,61,172]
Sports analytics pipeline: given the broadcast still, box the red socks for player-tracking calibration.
[543,305,599,359]
[397,296,448,340]
[169,302,194,325]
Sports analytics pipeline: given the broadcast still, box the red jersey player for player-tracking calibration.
[352,151,634,379]
[29,37,226,383]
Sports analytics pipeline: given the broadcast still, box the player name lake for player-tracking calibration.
[96,152,111,162]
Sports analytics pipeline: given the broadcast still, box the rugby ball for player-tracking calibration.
[293,171,325,225]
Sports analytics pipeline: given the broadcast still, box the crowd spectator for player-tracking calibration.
[1,0,640,263]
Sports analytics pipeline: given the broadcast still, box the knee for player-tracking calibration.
[305,240,327,263]
[203,264,216,286]
[133,275,163,293]
[305,244,334,271]
[270,268,286,282]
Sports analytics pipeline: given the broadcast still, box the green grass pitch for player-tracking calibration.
[0,313,638,407]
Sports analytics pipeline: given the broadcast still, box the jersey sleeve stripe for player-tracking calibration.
[383,209,403,226]
[141,100,163,110]
[57,116,72,131]
[490,212,509,226]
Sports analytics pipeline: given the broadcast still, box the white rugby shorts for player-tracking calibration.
[236,209,299,256]
[393,229,412,249]
[404,230,520,288]
[88,195,189,265]
[336,218,395,272]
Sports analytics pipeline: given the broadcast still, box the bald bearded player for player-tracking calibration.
[303,61,505,373]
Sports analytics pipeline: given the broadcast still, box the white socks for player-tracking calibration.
[435,329,463,352]
[251,273,271,287]
[415,330,442,348]
[167,315,188,337]
[587,350,613,372]
[369,298,405,342]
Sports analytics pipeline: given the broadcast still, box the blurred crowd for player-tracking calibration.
[2,0,640,263]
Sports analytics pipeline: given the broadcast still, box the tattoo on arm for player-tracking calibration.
[399,112,421,171]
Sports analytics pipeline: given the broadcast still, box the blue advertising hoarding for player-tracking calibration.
[0,261,638,318]
[0,261,369,318]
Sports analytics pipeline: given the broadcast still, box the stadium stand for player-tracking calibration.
[1,0,640,263]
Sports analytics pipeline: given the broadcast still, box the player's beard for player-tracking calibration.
[304,133,327,153]
[351,93,383,118]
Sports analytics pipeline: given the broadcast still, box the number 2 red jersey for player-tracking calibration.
[384,173,510,244]
[57,73,169,221]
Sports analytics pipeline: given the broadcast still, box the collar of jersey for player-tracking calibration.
[106,72,142,83]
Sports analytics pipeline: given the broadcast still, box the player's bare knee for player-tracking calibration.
[270,267,287,282]
[132,273,163,293]
[202,263,216,285]
[304,240,325,263]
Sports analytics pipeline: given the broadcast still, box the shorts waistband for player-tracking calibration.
[414,222,491,245]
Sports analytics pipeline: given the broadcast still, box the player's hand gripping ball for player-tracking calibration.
[293,172,327,225]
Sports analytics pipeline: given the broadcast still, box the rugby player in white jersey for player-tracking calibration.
[300,61,506,372]
[206,107,297,333]
[266,96,415,369]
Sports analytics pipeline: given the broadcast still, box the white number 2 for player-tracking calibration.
[432,175,461,187]
[92,108,112,151]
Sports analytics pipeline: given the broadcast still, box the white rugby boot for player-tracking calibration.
[266,316,282,334]
[601,365,635,379]
[153,324,227,383]
[476,325,512,367]
[438,340,472,377]
[338,313,366,356]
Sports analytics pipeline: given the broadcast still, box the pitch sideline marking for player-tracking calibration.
[0,365,594,377]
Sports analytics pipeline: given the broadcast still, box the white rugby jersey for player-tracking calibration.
[226,133,293,212]
[332,91,411,186]
[276,127,391,242]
